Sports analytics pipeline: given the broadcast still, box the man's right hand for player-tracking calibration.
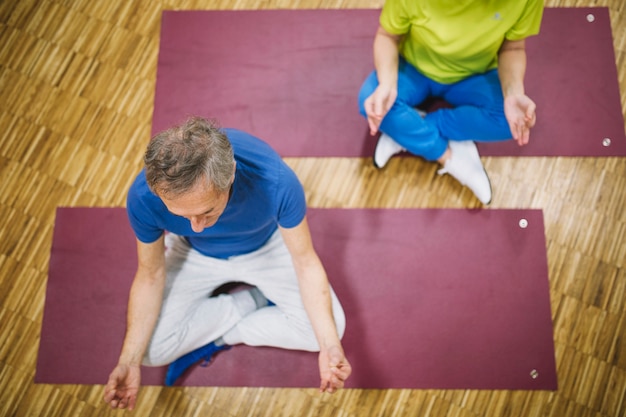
[364,85,397,136]
[104,363,141,410]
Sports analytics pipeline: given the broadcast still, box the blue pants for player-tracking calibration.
[358,58,513,161]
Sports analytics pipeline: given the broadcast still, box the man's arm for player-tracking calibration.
[498,38,536,146]
[103,236,167,410]
[364,25,403,135]
[279,218,351,393]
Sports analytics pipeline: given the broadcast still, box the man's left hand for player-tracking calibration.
[319,345,351,393]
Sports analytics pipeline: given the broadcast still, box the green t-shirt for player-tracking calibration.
[380,0,544,84]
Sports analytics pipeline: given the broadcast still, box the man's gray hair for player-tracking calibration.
[144,117,235,197]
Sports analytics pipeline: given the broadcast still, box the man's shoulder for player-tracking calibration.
[224,128,270,147]
[225,128,282,163]
[128,169,149,196]
[127,169,162,210]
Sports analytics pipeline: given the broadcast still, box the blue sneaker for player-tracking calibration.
[164,342,231,386]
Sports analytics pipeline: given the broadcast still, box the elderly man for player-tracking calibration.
[104,117,350,410]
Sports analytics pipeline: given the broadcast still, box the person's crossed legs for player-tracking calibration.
[143,232,346,385]
[359,59,513,204]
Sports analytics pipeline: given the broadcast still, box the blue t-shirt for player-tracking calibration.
[126,128,307,259]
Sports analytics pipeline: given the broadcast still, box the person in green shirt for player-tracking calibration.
[358,0,544,205]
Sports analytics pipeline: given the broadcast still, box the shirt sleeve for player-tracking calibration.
[126,178,165,244]
[506,0,544,40]
[379,0,411,35]
[275,164,307,229]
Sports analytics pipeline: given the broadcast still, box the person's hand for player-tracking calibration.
[104,363,141,410]
[318,345,351,393]
[364,85,397,136]
[504,93,536,146]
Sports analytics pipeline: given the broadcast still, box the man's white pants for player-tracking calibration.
[143,230,346,366]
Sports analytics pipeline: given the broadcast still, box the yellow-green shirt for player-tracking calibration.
[380,0,544,84]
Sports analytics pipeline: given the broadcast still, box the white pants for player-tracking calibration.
[143,230,346,366]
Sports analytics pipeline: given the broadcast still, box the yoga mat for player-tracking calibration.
[152,7,626,158]
[37,207,557,390]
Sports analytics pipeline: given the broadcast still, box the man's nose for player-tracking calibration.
[190,216,205,232]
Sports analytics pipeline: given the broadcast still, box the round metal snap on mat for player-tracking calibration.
[586,13,595,23]
[519,218,528,229]
[602,138,612,147]
[530,369,539,379]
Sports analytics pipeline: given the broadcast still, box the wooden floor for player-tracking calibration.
[1,0,624,415]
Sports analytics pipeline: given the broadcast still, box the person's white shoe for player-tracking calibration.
[437,140,492,205]
[373,133,405,169]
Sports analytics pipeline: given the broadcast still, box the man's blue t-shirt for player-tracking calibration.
[126,128,307,259]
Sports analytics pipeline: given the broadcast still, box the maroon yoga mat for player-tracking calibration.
[152,7,625,157]
[37,207,557,389]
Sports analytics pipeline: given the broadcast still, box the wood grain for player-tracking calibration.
[0,0,624,415]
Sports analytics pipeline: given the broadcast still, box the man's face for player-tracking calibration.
[160,181,231,233]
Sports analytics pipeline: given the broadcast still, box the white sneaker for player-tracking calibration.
[374,133,405,169]
[437,140,492,205]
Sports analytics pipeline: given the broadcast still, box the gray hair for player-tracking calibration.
[144,117,235,197]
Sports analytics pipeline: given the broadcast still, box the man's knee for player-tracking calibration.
[333,299,347,339]
[142,339,177,367]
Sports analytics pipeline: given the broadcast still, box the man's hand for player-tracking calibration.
[364,85,397,136]
[504,93,536,146]
[104,363,141,410]
[319,345,352,393]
